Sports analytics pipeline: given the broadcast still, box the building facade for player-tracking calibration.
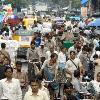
[91,0,100,13]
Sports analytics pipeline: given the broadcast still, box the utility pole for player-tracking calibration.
[88,0,92,16]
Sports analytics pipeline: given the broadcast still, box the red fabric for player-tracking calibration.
[6,18,21,27]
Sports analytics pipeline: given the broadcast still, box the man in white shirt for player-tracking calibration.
[0,66,22,100]
[24,79,49,100]
[37,42,48,64]
[90,47,100,61]
[66,51,83,79]
[88,72,100,99]
[58,46,67,70]
[28,75,50,98]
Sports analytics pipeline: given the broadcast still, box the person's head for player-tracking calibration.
[64,81,73,95]
[5,66,13,79]
[49,45,54,53]
[1,43,6,49]
[97,72,100,82]
[36,75,43,89]
[74,70,80,78]
[34,20,37,24]
[73,39,80,48]
[16,61,22,72]
[93,54,98,60]
[3,57,10,65]
[82,45,88,53]
[30,79,39,94]
[30,41,35,49]
[0,53,5,63]
[50,53,58,61]
[95,47,100,51]
[70,51,76,60]
[76,46,81,53]
[60,46,66,53]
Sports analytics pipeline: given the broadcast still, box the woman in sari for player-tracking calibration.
[41,53,59,99]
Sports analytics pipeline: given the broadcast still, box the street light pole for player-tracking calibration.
[69,1,72,12]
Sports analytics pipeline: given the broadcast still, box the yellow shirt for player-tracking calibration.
[24,90,50,100]
[23,18,28,28]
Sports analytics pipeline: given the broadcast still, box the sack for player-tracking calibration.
[56,69,67,83]
[43,67,59,91]
[50,80,59,91]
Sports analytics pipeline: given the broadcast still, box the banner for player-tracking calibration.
[3,4,13,15]
[81,0,88,5]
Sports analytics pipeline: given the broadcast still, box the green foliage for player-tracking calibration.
[72,0,81,8]
[0,0,80,9]
[52,0,80,8]
[3,0,32,7]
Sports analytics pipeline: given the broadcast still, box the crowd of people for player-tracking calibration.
[0,16,100,100]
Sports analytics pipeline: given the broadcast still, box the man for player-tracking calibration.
[0,66,22,100]
[72,70,82,93]
[13,61,28,98]
[58,46,67,70]
[27,41,39,81]
[0,52,7,80]
[0,52,5,66]
[27,41,39,62]
[46,45,58,60]
[66,51,83,79]
[68,39,81,55]
[88,72,100,99]
[63,81,77,100]
[93,54,100,79]
[37,42,48,64]
[79,45,90,72]
[28,75,50,98]
[0,43,10,62]
[24,79,49,100]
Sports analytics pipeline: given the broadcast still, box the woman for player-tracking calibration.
[41,53,59,99]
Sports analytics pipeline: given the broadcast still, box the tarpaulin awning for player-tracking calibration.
[88,18,100,26]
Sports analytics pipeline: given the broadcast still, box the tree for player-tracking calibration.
[51,0,80,8]
[4,0,32,7]
[72,0,81,8]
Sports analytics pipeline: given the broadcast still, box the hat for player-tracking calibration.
[40,41,45,45]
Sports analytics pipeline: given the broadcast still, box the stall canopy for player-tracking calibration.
[88,18,100,27]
